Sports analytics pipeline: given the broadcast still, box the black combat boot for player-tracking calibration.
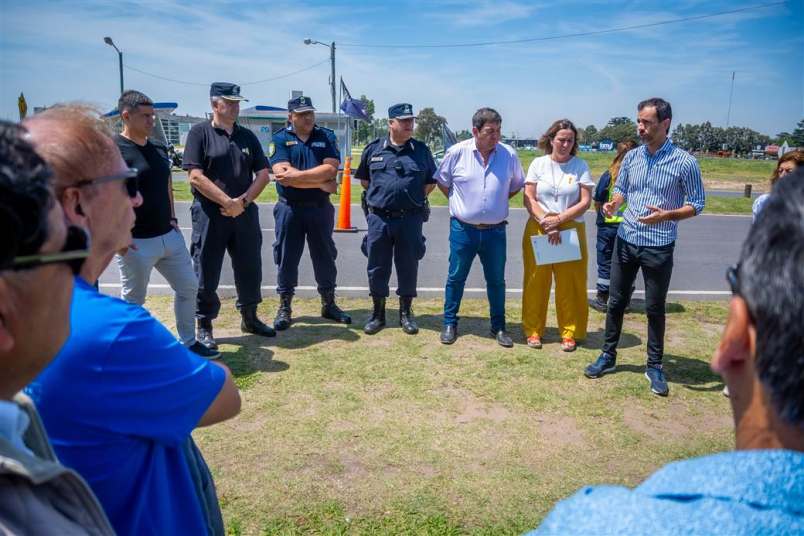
[363,296,386,335]
[589,291,609,313]
[399,296,418,335]
[321,289,351,324]
[196,318,218,350]
[240,305,276,337]
[274,293,292,331]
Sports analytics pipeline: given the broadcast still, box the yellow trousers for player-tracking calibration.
[521,218,589,340]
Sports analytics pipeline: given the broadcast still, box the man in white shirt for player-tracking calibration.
[434,108,525,347]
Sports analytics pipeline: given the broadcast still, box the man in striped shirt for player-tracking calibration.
[584,98,705,396]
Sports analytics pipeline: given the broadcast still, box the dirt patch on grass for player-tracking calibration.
[623,400,732,442]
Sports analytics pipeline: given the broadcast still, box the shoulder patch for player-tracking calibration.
[269,143,276,158]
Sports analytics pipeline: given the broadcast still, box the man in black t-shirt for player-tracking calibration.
[182,83,274,349]
[115,90,218,359]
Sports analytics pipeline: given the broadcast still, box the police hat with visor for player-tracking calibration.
[388,103,415,119]
[210,82,248,101]
[288,96,316,113]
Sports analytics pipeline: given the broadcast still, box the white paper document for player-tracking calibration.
[531,229,582,266]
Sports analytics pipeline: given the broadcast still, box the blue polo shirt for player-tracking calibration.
[270,125,340,203]
[354,136,437,211]
[26,277,226,536]
[530,449,804,535]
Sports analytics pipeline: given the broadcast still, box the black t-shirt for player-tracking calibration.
[182,121,268,213]
[116,135,173,239]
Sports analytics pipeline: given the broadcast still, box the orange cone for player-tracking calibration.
[334,156,358,233]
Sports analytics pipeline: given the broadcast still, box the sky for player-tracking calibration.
[1,0,802,138]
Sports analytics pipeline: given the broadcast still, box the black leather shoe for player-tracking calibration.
[399,297,418,335]
[491,329,513,348]
[321,290,351,324]
[274,293,292,331]
[589,292,608,313]
[188,341,221,360]
[363,297,386,335]
[440,324,457,345]
[196,319,218,350]
[241,306,276,337]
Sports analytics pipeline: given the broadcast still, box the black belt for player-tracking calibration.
[368,206,423,219]
[452,217,507,230]
[277,197,329,208]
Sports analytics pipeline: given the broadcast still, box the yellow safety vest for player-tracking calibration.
[603,179,626,224]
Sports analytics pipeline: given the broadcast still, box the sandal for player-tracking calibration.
[526,335,542,349]
[561,338,577,352]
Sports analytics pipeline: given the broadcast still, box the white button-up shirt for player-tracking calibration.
[435,138,525,225]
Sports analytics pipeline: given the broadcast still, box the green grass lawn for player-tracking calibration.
[171,181,750,215]
[145,296,733,535]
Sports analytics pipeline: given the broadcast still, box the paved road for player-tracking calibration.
[99,202,750,300]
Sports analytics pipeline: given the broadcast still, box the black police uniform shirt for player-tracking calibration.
[115,134,173,239]
[182,121,268,212]
[355,137,437,212]
[270,125,340,204]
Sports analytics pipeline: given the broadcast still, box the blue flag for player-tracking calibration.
[339,79,369,121]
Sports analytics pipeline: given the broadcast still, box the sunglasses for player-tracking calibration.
[77,168,139,198]
[10,225,90,275]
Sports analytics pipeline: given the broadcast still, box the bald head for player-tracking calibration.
[23,104,122,196]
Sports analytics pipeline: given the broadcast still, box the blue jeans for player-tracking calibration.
[443,218,507,331]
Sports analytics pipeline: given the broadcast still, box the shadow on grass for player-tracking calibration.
[215,337,288,381]
[606,353,722,388]
[269,315,361,350]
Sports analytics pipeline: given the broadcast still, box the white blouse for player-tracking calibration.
[526,155,594,222]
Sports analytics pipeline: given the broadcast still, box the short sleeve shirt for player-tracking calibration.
[270,125,340,203]
[115,135,173,238]
[354,137,437,211]
[182,121,268,211]
[26,277,226,536]
[526,155,594,222]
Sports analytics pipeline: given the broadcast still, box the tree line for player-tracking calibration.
[349,95,804,154]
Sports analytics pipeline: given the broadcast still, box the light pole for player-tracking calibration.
[103,36,124,96]
[304,38,336,113]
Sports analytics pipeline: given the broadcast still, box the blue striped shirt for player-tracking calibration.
[614,139,705,247]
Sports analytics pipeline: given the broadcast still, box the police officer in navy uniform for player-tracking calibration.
[355,103,437,335]
[182,82,275,349]
[269,95,351,329]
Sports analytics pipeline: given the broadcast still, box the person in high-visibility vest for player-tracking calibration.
[589,140,637,312]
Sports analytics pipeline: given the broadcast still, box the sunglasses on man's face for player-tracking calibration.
[10,225,90,275]
[77,168,139,198]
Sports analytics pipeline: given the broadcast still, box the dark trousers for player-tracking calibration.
[595,224,619,294]
[191,201,262,320]
[362,212,425,298]
[272,201,337,295]
[602,237,674,366]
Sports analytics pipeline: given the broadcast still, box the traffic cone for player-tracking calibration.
[334,156,358,233]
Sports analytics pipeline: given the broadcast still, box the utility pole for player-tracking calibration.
[726,71,735,128]
[304,39,336,113]
[103,37,124,95]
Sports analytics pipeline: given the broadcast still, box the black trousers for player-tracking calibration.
[602,237,674,366]
[191,201,262,320]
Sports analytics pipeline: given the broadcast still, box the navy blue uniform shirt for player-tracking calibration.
[182,121,268,212]
[355,137,437,211]
[270,125,340,203]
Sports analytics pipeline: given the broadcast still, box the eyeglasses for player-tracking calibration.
[76,168,139,198]
[726,264,740,295]
[10,225,90,275]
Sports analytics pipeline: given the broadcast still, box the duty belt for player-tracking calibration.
[453,217,507,230]
[368,206,423,219]
[277,197,329,209]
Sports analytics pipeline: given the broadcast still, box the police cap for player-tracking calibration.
[210,82,248,101]
[288,96,316,113]
[388,103,415,119]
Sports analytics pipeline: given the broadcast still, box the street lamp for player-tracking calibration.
[304,38,336,113]
[103,36,124,96]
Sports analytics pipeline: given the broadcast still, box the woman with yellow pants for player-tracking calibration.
[522,119,593,352]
